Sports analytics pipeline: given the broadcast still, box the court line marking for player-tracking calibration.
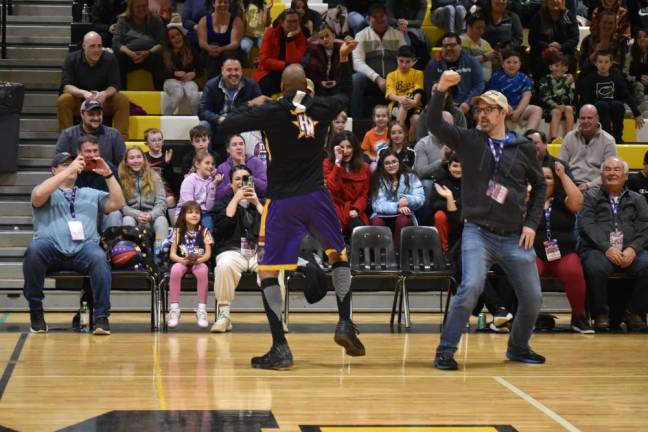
[9,374,648,379]
[494,376,581,432]
[0,333,28,401]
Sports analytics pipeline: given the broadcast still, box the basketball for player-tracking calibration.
[110,240,142,269]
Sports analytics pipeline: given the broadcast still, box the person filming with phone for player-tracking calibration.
[209,164,274,333]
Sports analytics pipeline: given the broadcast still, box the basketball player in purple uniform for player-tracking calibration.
[219,39,365,370]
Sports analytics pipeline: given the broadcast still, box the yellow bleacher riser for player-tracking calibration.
[548,143,648,170]
[271,2,285,20]
[122,91,163,115]
[127,69,156,91]
[422,0,445,45]
[126,141,150,152]
[129,115,199,140]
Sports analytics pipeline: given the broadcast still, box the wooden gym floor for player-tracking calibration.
[0,312,647,431]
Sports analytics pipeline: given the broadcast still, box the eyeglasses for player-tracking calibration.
[474,106,502,115]
[442,42,458,49]
[383,159,399,166]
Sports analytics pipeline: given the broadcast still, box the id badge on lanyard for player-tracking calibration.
[62,188,85,241]
[543,203,561,261]
[485,138,509,204]
[609,198,624,250]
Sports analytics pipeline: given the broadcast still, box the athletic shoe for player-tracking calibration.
[493,308,513,327]
[29,309,47,333]
[210,309,232,333]
[489,322,510,333]
[167,307,181,328]
[93,316,111,335]
[571,315,594,334]
[593,314,610,333]
[251,343,293,370]
[506,348,545,364]
[195,308,209,329]
[433,352,458,370]
[622,311,648,333]
[334,319,366,356]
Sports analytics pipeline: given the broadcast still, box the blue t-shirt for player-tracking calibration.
[487,70,533,108]
[32,187,109,256]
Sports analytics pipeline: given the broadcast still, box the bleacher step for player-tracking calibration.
[0,171,50,186]
[18,157,53,168]
[20,131,59,140]
[0,248,27,258]
[6,24,70,38]
[20,118,58,133]
[19,144,57,159]
[0,231,33,248]
[5,15,70,25]
[0,216,33,226]
[0,69,60,87]
[0,263,25,278]
[0,201,33,216]
[6,46,68,61]
[0,278,55,289]
[8,4,72,16]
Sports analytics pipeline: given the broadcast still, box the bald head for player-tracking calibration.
[578,104,599,137]
[82,31,103,65]
[281,64,307,94]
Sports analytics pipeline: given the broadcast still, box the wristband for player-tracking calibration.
[104,172,114,179]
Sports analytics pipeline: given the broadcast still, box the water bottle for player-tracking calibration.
[81,3,90,23]
[79,301,90,332]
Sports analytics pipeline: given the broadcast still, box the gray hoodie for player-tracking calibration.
[122,172,167,220]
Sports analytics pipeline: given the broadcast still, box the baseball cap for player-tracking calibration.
[80,99,103,112]
[51,152,75,167]
[472,90,509,113]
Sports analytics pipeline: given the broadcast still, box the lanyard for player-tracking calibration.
[60,187,77,219]
[183,228,199,251]
[609,197,621,231]
[544,199,553,240]
[487,137,505,180]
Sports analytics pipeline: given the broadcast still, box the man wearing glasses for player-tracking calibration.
[424,33,484,116]
[579,157,648,333]
[427,70,546,370]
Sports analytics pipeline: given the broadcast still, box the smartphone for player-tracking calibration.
[242,174,253,187]
[84,158,97,172]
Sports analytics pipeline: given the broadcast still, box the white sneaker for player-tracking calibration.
[167,308,181,328]
[196,308,209,329]
[210,309,232,333]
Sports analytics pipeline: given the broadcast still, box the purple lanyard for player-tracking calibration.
[544,199,553,240]
[487,137,505,180]
[609,197,620,231]
[60,187,77,219]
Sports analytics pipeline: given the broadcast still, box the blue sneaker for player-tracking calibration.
[506,348,545,364]
[433,352,458,370]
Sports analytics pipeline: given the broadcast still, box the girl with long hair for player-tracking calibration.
[323,131,371,237]
[118,146,169,250]
[376,121,416,170]
[370,150,424,250]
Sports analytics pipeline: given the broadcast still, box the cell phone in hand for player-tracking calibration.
[242,174,253,187]
[84,157,97,172]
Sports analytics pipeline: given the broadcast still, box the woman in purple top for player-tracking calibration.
[215,134,267,201]
[197,0,244,78]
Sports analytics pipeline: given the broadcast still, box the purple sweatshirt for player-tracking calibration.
[176,173,218,216]
[215,155,268,201]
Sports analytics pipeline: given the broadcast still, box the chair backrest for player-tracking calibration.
[350,226,399,271]
[400,226,448,272]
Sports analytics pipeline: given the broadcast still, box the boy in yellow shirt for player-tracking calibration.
[386,45,424,141]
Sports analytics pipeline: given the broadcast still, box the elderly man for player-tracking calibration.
[351,2,405,118]
[58,31,129,139]
[579,157,648,332]
[23,151,125,335]
[198,57,267,158]
[55,100,126,168]
[558,104,616,191]
[424,33,485,116]
[428,70,546,370]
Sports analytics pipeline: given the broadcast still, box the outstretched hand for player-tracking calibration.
[340,38,358,58]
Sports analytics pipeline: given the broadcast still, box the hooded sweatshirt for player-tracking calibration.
[176,173,218,216]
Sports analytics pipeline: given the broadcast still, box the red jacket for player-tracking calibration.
[253,25,307,82]
[323,159,371,230]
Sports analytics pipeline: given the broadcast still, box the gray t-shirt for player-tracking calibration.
[32,187,109,256]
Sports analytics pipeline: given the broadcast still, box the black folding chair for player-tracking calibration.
[349,226,402,319]
[397,226,457,328]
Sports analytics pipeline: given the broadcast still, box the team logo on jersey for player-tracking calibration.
[292,112,319,139]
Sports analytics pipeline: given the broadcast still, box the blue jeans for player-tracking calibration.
[437,223,542,355]
[23,239,112,317]
[348,11,367,35]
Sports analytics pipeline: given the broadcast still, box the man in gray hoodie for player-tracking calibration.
[427,70,546,370]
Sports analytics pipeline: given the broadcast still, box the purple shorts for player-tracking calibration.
[258,188,346,271]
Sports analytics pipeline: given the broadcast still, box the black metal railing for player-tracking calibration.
[1,0,8,59]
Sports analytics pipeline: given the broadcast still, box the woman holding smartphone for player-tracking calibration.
[209,164,285,333]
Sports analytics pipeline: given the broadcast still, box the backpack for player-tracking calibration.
[321,5,350,38]
[100,226,155,273]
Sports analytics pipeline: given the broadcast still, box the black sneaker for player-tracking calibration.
[251,343,293,370]
[433,352,458,370]
[72,312,80,331]
[493,308,513,327]
[334,319,366,356]
[571,315,594,334]
[506,348,546,364]
[29,309,47,333]
[593,314,610,333]
[93,316,111,335]
[622,311,648,333]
